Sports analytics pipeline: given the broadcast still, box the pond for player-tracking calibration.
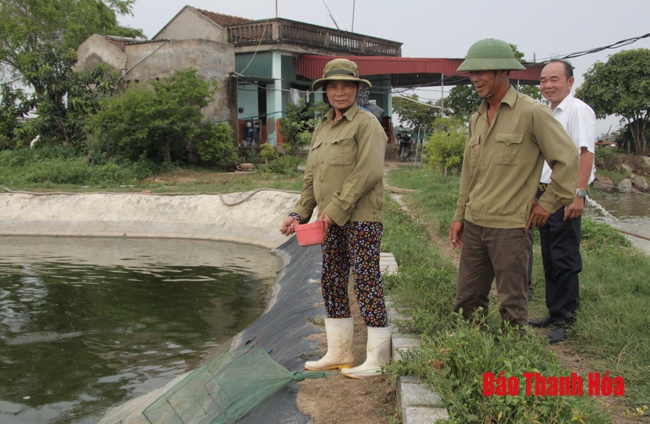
[0,236,283,424]
[586,190,650,255]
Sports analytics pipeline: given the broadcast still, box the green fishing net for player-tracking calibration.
[142,342,326,424]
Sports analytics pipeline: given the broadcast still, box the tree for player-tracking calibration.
[88,69,222,165]
[576,48,650,155]
[0,83,35,149]
[0,0,141,95]
[519,85,542,102]
[0,0,143,149]
[391,94,445,134]
[33,52,121,148]
[445,85,481,123]
[446,44,542,123]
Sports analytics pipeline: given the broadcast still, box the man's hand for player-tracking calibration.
[564,196,584,221]
[280,216,298,235]
[449,221,464,249]
[527,203,551,228]
[319,212,334,233]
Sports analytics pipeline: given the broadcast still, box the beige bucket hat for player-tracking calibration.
[312,58,372,91]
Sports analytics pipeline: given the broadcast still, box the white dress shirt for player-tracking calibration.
[540,94,596,185]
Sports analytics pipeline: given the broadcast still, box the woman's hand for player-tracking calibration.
[280,216,299,235]
[319,213,334,233]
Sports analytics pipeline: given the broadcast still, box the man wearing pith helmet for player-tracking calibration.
[448,38,579,332]
[280,58,391,377]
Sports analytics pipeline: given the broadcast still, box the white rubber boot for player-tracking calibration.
[305,317,355,371]
[342,325,392,378]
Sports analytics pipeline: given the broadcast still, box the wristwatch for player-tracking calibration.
[575,188,587,198]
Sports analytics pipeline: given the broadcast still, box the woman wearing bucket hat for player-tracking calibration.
[279,58,392,378]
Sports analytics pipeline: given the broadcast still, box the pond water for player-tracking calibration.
[586,190,650,255]
[0,237,283,424]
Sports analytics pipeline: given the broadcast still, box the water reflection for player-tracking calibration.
[0,237,282,424]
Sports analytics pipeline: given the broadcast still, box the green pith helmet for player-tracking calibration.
[457,38,526,72]
[312,58,371,91]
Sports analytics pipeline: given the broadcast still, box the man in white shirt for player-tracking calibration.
[529,59,596,343]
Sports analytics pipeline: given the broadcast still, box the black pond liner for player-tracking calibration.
[230,237,324,424]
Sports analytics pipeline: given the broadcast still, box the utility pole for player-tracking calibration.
[275,0,278,18]
[352,0,355,32]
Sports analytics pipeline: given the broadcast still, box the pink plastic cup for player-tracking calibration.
[294,221,326,246]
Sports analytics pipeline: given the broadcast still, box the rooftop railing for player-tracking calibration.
[227,19,401,56]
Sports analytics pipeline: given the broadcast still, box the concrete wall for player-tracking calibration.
[74,34,126,72]
[154,6,227,43]
[0,190,300,250]
[124,39,235,123]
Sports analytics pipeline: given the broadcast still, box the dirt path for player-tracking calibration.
[383,161,460,267]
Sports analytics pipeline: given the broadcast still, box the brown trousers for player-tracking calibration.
[454,221,533,328]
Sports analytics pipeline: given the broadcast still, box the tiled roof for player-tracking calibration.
[196,8,254,27]
[103,36,141,52]
[104,37,128,52]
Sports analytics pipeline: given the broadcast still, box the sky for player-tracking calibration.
[118,0,650,136]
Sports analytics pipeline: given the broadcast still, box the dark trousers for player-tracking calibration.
[539,205,581,325]
[454,221,532,328]
[321,221,388,327]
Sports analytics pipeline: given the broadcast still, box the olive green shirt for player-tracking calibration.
[293,102,386,226]
[453,86,578,228]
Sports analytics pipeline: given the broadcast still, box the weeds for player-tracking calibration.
[0,149,164,188]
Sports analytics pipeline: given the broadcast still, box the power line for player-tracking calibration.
[393,94,443,110]
[537,32,650,63]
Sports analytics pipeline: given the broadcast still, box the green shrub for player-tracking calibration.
[194,122,240,167]
[0,148,162,186]
[423,116,467,173]
[88,69,217,164]
[283,131,312,156]
[0,148,33,167]
[278,101,329,156]
[0,146,83,167]
[24,158,91,184]
[129,158,165,180]
[242,148,263,164]
[33,145,79,161]
[267,154,302,176]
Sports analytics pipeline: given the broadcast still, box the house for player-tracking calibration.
[75,6,544,148]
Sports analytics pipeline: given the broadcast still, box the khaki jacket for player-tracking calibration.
[453,86,578,228]
[293,103,387,226]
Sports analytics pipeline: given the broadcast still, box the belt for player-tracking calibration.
[539,183,548,192]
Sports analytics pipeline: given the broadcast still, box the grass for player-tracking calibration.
[383,166,650,423]
[0,148,305,194]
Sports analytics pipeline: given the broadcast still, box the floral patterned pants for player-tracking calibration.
[321,221,388,327]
